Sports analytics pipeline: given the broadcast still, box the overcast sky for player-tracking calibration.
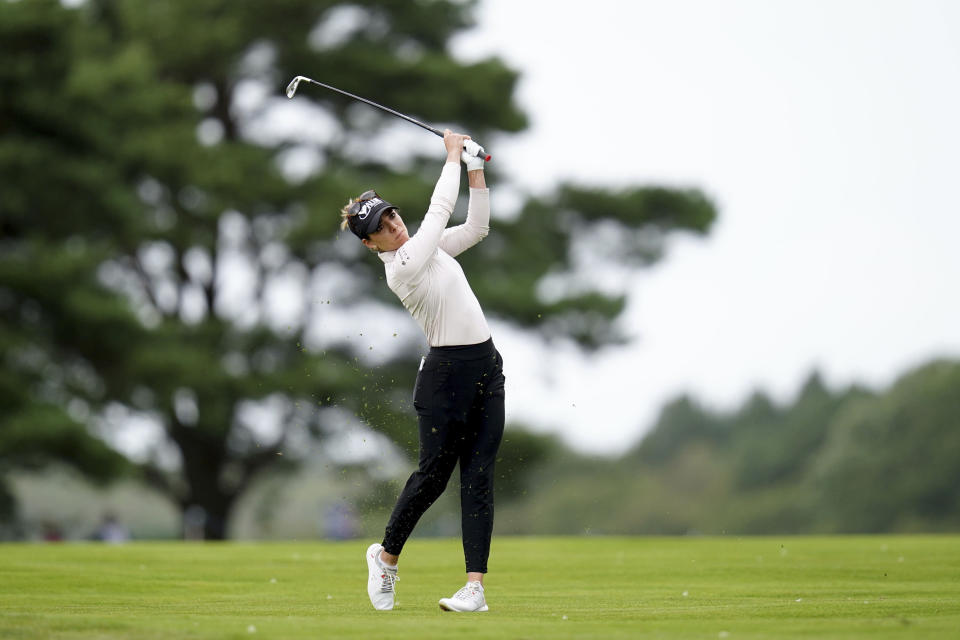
[446,0,960,454]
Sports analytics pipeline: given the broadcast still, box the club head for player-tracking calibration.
[286,76,306,99]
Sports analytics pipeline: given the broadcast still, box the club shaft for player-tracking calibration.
[299,77,443,137]
[287,75,491,161]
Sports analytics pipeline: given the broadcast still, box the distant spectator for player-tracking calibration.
[323,501,360,540]
[95,512,130,544]
[183,504,206,540]
[42,521,64,542]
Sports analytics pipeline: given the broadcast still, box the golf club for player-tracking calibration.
[285,75,491,161]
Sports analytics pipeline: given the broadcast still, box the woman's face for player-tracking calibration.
[363,209,408,252]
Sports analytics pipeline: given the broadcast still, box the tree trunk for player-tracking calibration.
[173,421,237,540]
[180,494,235,540]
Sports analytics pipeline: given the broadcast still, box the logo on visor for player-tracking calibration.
[357,199,383,220]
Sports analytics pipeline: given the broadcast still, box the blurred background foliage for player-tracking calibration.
[8,358,959,540]
[2,0,956,542]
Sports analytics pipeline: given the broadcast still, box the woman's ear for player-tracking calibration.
[361,238,378,252]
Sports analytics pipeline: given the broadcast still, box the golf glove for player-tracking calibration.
[461,139,485,171]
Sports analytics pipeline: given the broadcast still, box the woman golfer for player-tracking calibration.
[342,131,504,612]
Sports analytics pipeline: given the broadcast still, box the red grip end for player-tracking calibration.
[484,154,492,162]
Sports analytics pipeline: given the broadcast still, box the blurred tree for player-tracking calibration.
[494,429,564,502]
[628,395,723,465]
[0,0,715,538]
[810,360,960,532]
[0,0,131,529]
[727,373,862,489]
[511,360,960,536]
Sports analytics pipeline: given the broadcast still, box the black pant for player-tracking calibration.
[382,338,505,574]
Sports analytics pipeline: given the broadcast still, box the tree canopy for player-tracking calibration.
[495,360,960,535]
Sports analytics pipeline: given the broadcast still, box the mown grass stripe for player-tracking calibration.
[1,536,957,639]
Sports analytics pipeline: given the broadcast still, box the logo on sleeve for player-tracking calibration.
[397,246,409,265]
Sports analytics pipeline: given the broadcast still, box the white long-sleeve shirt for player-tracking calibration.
[379,162,491,347]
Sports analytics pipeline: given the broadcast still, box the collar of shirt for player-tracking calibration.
[380,243,415,267]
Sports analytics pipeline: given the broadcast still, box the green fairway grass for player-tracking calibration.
[1,536,957,639]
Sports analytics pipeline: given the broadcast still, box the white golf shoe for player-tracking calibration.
[365,543,398,610]
[438,581,489,612]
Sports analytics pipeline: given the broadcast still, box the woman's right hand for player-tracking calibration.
[443,129,470,163]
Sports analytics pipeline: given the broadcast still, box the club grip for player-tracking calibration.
[464,139,491,162]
